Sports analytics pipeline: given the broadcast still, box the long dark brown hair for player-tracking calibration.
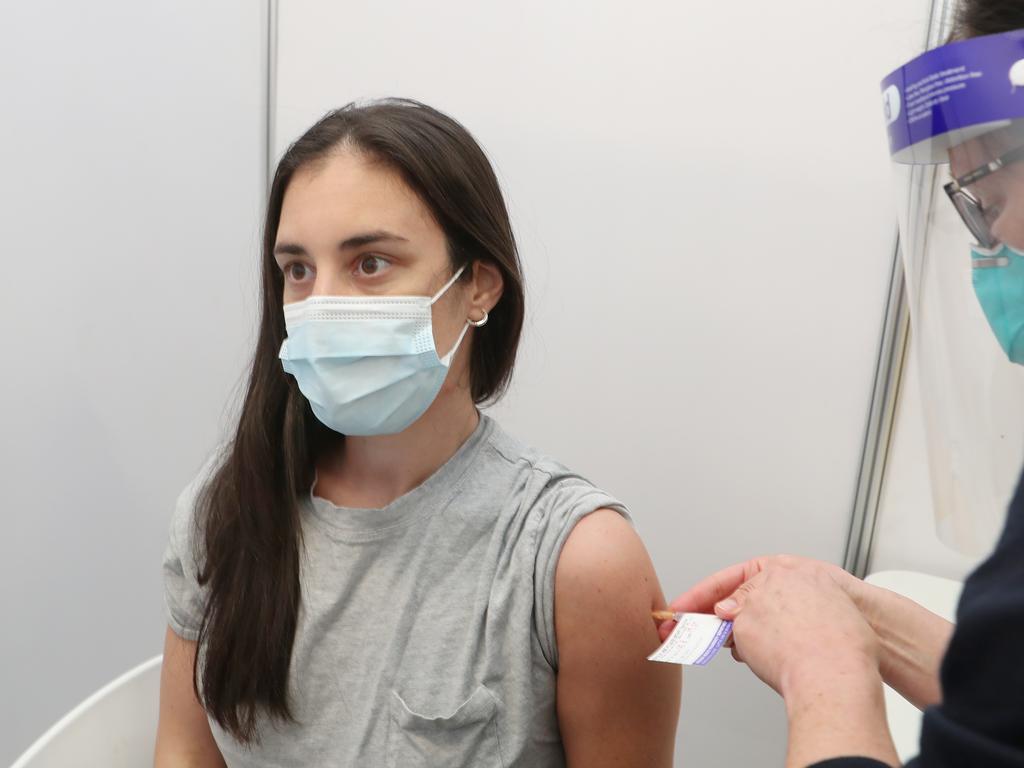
[190,98,525,743]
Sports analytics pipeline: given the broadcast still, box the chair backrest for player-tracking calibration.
[10,655,162,768]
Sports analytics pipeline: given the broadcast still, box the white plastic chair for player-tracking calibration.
[864,570,963,764]
[10,655,162,768]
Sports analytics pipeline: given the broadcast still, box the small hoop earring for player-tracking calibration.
[468,310,489,328]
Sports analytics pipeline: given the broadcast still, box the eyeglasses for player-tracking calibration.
[944,143,1024,249]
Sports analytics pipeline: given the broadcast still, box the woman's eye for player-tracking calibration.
[284,262,314,283]
[357,255,390,276]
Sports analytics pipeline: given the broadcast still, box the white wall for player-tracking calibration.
[1,0,961,765]
[0,2,265,763]
[274,1,932,765]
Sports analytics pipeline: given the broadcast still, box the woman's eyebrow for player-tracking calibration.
[273,230,408,259]
[338,230,408,250]
[273,242,306,258]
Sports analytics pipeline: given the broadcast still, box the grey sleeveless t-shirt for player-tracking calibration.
[162,415,629,767]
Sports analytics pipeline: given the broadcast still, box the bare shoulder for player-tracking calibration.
[554,509,680,768]
[556,509,656,608]
[555,508,667,656]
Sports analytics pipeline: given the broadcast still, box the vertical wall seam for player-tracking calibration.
[264,0,279,199]
[843,0,957,577]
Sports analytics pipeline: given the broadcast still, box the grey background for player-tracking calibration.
[274,0,942,765]
[0,1,264,763]
[273,1,940,764]
[2,0,962,766]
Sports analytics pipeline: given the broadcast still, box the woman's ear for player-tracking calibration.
[469,259,504,317]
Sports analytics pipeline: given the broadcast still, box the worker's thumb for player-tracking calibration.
[714,573,762,619]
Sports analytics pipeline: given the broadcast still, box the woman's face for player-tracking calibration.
[949,126,1024,250]
[273,148,473,360]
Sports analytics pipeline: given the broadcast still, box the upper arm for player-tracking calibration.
[155,625,226,768]
[554,508,681,768]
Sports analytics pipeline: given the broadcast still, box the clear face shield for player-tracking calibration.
[883,30,1024,555]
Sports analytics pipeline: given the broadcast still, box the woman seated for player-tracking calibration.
[155,98,680,767]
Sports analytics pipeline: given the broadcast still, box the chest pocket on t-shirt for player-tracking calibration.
[387,684,504,767]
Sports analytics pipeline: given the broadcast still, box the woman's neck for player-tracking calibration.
[314,387,480,510]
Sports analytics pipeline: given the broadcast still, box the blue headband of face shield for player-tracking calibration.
[883,30,1024,363]
[882,29,1024,164]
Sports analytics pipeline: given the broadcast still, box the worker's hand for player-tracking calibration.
[661,554,953,712]
[704,559,881,697]
[657,555,863,643]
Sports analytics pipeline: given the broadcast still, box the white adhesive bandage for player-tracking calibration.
[647,613,733,666]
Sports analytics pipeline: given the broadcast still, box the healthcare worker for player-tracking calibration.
[660,2,1024,767]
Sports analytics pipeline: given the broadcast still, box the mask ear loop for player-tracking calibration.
[429,264,468,305]
[439,309,489,367]
[433,264,490,366]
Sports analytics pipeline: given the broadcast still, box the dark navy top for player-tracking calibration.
[808,469,1024,767]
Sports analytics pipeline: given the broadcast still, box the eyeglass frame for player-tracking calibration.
[943,142,1024,249]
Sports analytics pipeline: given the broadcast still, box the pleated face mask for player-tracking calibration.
[972,243,1024,364]
[279,265,482,436]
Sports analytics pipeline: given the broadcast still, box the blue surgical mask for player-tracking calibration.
[279,265,481,436]
[972,243,1024,364]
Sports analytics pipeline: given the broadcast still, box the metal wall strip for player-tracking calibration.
[844,0,957,577]
[263,0,279,199]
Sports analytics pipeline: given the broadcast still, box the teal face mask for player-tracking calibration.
[972,244,1024,364]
